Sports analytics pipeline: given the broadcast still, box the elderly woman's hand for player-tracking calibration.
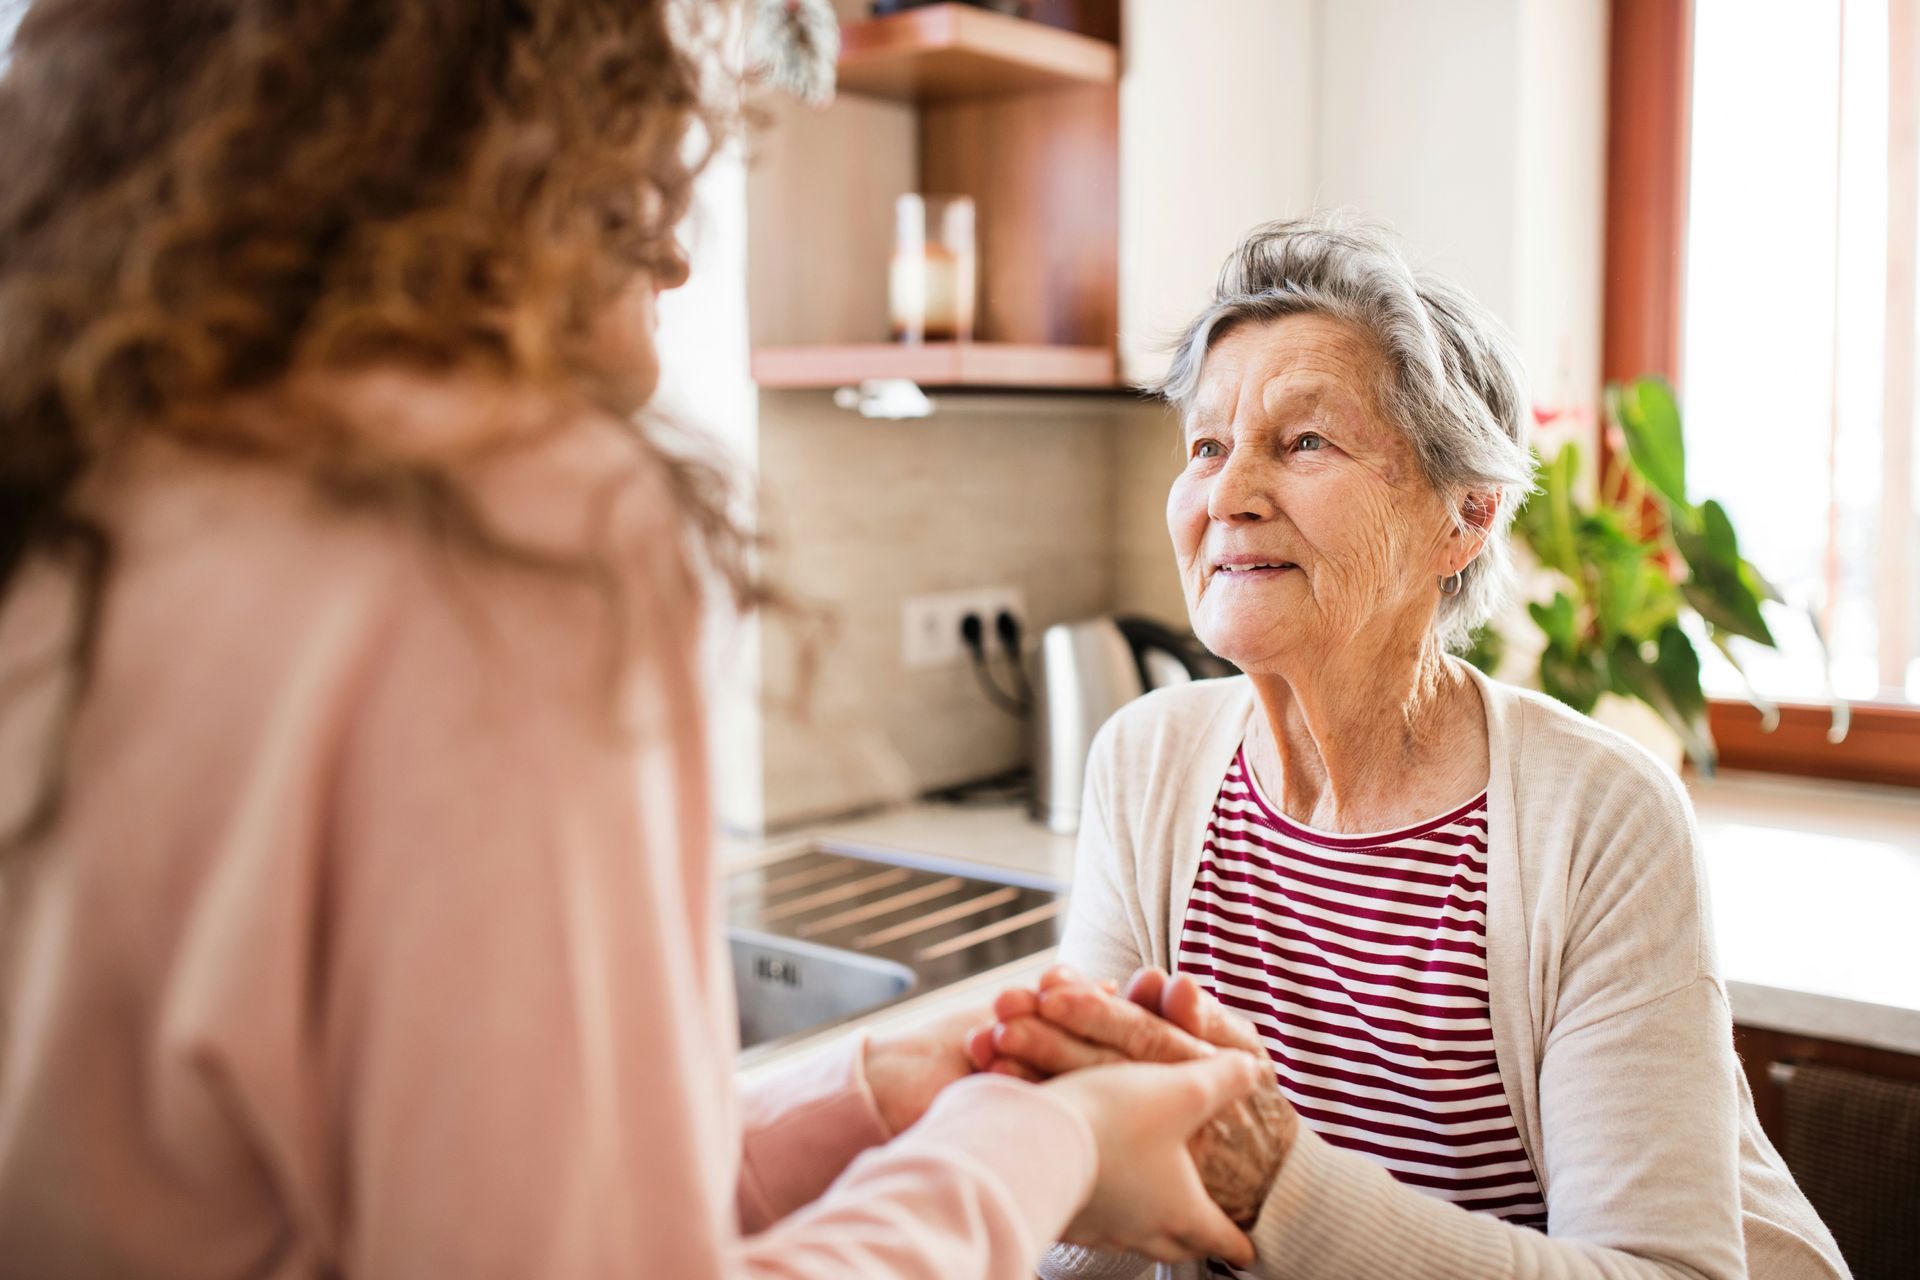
[974,966,1298,1226]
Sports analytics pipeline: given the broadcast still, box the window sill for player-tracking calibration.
[1689,767,1920,1056]
[1708,699,1920,789]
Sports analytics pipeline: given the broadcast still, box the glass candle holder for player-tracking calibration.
[889,194,977,344]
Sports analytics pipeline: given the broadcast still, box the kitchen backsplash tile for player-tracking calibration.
[1112,398,1188,623]
[754,390,1191,828]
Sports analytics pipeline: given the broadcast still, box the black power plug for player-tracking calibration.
[959,610,988,659]
[958,609,1026,715]
[993,609,1033,702]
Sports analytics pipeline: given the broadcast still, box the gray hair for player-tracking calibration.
[1154,215,1537,654]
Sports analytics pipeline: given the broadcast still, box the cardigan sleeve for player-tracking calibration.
[1055,717,1158,986]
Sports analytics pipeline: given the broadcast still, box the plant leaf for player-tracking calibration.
[1539,645,1607,715]
[1653,624,1708,724]
[1528,593,1578,652]
[1700,498,1738,562]
[1674,498,1751,583]
[1673,498,1739,577]
[1681,573,1774,646]
[1739,558,1784,605]
[1516,444,1582,578]
[1622,560,1683,638]
[1669,496,1776,646]
[1461,621,1505,675]
[1607,634,1717,772]
[1578,517,1679,644]
[1612,376,1689,508]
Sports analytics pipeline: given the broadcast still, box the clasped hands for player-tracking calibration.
[864,965,1298,1268]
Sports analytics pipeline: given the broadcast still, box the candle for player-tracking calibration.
[890,194,977,344]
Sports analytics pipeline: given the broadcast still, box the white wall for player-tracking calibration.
[654,143,766,832]
[1118,0,1321,386]
[1315,0,1521,319]
[1514,0,1610,417]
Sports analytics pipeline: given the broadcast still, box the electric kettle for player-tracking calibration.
[1029,615,1233,835]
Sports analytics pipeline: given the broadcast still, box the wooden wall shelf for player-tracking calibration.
[838,4,1118,102]
[751,342,1117,389]
[748,5,1119,393]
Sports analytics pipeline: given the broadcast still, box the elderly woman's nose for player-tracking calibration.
[1205,443,1276,523]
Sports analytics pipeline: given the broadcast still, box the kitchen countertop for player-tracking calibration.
[729,768,1920,1066]
[722,801,1077,886]
[1689,769,1920,1055]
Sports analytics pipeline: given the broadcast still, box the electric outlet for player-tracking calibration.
[966,587,1027,654]
[901,587,1027,669]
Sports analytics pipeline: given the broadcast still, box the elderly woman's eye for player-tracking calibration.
[1295,433,1327,452]
[1192,439,1225,460]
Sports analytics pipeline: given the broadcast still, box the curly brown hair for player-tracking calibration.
[0,0,756,848]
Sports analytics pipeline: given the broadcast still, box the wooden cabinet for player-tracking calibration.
[836,3,1116,98]
[750,4,1121,390]
[1735,1022,1920,1146]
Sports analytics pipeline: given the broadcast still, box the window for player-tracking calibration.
[0,4,20,74]
[1685,0,1919,711]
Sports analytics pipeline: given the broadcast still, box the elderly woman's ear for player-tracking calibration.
[1439,489,1503,578]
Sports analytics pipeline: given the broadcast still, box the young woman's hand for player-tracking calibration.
[1043,1052,1265,1268]
[861,975,1115,1134]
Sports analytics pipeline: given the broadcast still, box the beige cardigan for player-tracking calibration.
[1040,670,1847,1280]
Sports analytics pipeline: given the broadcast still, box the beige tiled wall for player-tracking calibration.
[754,391,1194,828]
[1111,398,1189,626]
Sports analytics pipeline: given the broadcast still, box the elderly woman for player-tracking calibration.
[978,218,1847,1279]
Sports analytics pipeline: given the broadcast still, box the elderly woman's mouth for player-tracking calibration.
[1212,560,1299,576]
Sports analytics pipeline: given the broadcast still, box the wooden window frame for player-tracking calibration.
[1604,0,1920,789]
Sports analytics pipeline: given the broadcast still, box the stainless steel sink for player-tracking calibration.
[728,843,1063,1058]
[730,930,917,1050]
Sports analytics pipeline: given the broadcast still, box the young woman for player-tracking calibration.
[0,3,1261,1275]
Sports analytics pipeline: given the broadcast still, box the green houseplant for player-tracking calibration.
[1481,377,1782,772]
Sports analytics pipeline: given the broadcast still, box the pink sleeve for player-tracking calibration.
[310,477,1095,1280]
[735,1075,1097,1275]
[735,1035,894,1232]
[732,1038,1101,1259]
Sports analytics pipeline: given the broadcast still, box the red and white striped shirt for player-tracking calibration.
[1178,748,1546,1275]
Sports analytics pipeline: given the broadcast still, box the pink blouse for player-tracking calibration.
[0,401,1093,1278]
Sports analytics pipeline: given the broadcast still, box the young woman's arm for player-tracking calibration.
[734,1037,895,1233]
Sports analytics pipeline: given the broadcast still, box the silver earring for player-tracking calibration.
[1439,571,1463,597]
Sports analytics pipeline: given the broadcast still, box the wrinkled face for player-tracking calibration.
[1168,314,1461,673]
